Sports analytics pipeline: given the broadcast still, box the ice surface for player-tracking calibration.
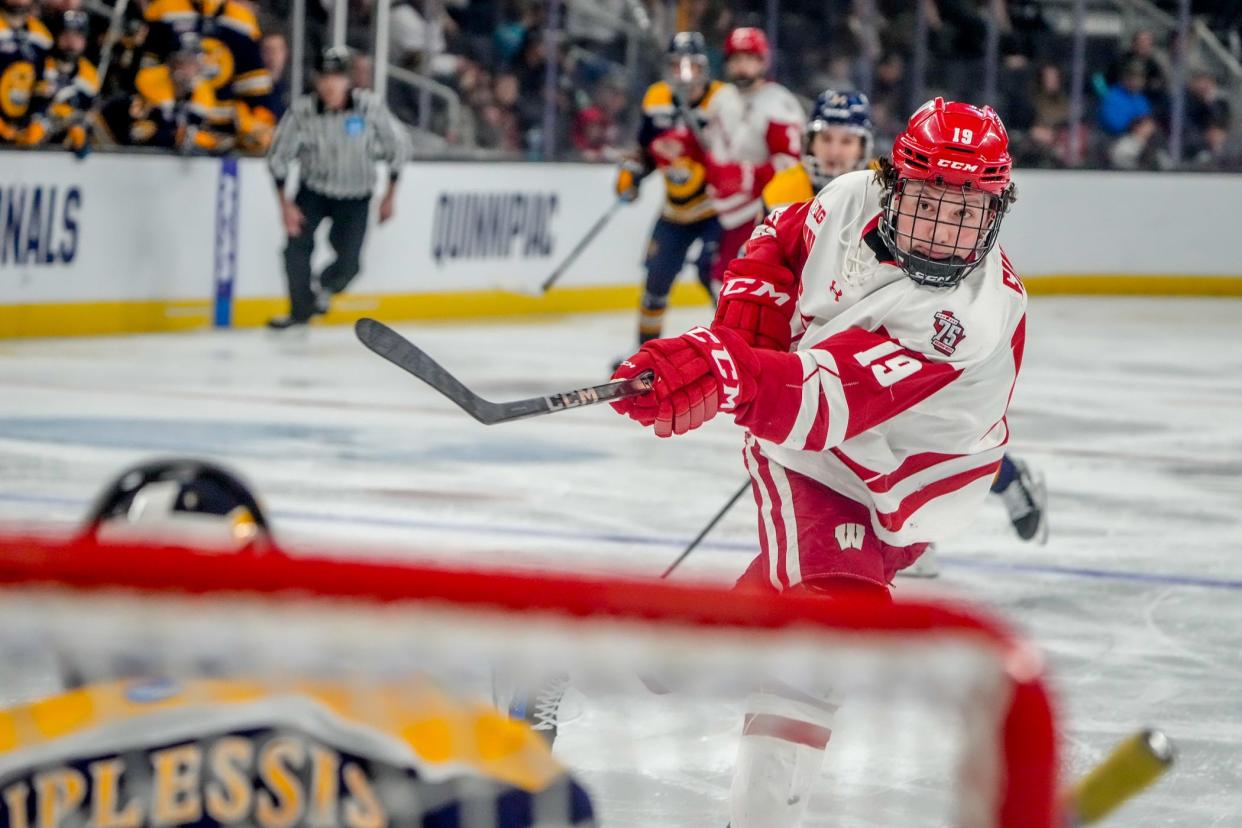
[0,296,1237,825]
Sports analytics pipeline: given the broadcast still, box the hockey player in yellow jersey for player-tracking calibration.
[27,11,98,152]
[140,0,276,152]
[761,88,873,212]
[612,32,726,357]
[0,0,51,145]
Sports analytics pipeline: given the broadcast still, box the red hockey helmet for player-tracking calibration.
[724,27,770,62]
[879,98,1016,288]
[892,97,1012,193]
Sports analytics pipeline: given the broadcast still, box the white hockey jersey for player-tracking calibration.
[703,81,804,229]
[724,170,1027,546]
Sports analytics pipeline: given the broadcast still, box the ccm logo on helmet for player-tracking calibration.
[936,159,979,171]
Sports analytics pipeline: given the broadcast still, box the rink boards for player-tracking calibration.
[0,151,1238,337]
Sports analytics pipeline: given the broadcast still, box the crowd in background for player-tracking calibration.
[3,0,1241,170]
[0,0,280,154]
[316,0,1242,170]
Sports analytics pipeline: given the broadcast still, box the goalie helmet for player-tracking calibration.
[878,97,1015,288]
[82,458,272,552]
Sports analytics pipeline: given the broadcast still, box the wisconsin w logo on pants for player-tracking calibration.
[835,523,865,551]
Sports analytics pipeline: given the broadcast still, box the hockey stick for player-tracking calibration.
[355,318,653,424]
[536,199,625,294]
[660,479,749,578]
[671,91,708,150]
[1063,728,1174,825]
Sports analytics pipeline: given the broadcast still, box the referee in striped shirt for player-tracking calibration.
[266,47,412,329]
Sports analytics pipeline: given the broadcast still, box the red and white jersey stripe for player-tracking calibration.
[706,81,804,229]
[728,169,1027,546]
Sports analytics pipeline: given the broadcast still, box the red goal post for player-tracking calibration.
[0,533,1060,827]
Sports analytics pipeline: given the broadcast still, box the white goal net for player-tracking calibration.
[0,534,1059,827]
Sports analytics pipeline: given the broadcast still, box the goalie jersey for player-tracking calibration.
[0,678,595,827]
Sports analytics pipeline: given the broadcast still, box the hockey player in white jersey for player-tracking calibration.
[612,98,1024,826]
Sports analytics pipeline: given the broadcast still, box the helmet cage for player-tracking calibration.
[665,53,708,98]
[877,171,1014,288]
[665,31,709,100]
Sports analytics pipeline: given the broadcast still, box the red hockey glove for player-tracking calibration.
[704,158,777,200]
[611,326,757,438]
[649,125,703,168]
[714,258,798,351]
[703,158,751,199]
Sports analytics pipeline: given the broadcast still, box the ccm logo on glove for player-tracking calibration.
[720,279,793,306]
[684,327,742,411]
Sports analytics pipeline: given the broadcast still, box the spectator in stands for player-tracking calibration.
[678,0,733,74]
[1011,126,1059,169]
[261,32,290,117]
[475,100,520,152]
[565,0,626,61]
[1099,60,1152,136]
[1031,63,1070,130]
[1187,72,1231,135]
[1162,27,1214,90]
[511,27,554,143]
[390,0,447,71]
[1108,114,1169,171]
[570,77,626,161]
[494,0,542,69]
[1000,0,1052,66]
[494,71,520,112]
[1188,123,1237,171]
[1107,29,1167,101]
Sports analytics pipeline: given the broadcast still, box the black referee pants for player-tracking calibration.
[283,187,371,322]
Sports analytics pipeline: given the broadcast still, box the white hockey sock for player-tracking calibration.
[729,686,839,828]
